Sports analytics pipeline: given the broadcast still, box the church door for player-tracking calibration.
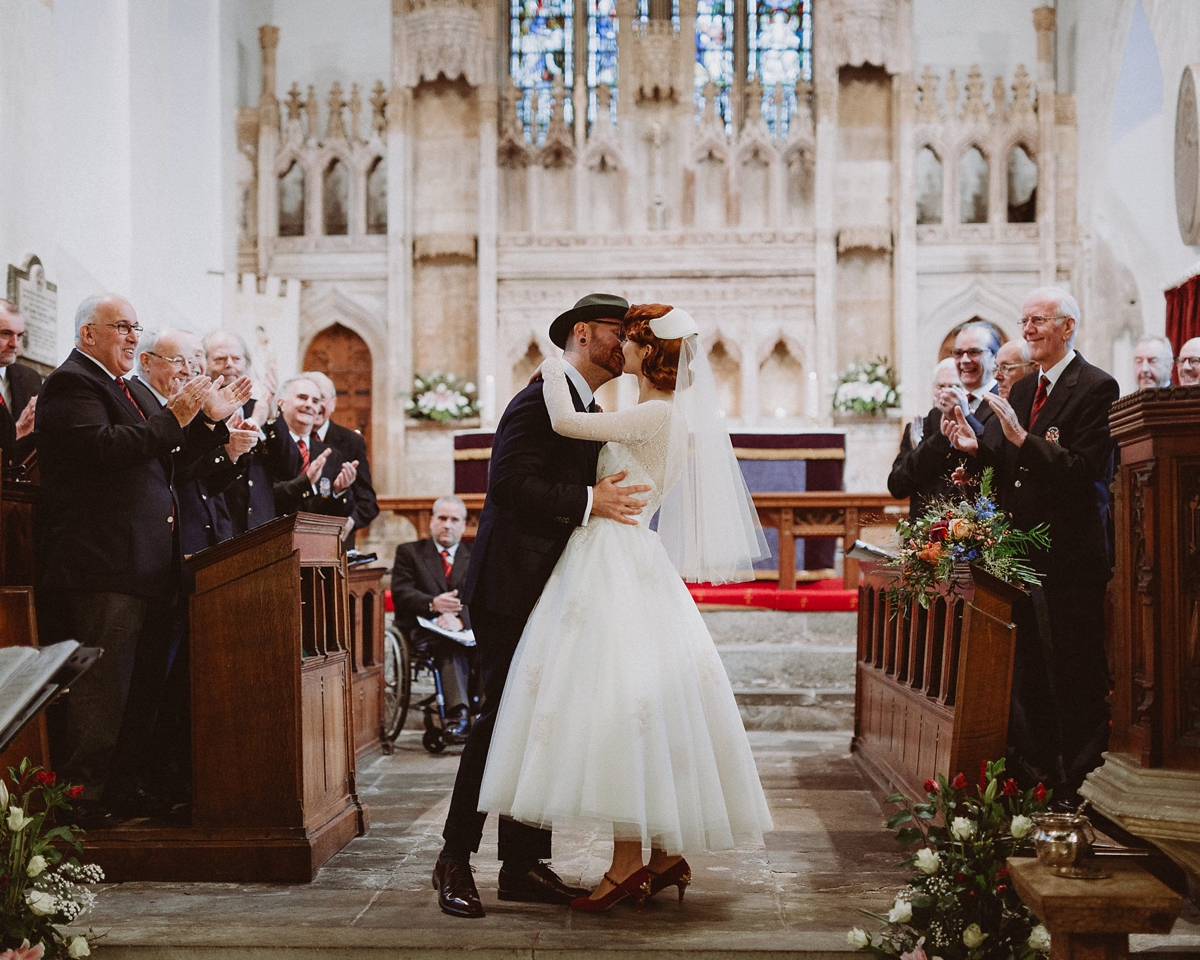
[303,324,373,458]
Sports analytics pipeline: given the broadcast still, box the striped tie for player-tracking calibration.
[1030,375,1050,422]
[297,438,310,470]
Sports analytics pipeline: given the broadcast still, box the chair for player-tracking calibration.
[383,622,480,754]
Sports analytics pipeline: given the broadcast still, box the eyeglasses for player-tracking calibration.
[95,321,142,337]
[951,347,989,360]
[1179,357,1200,368]
[146,351,189,369]
[589,319,627,342]
[1019,315,1066,328]
[998,362,1034,375]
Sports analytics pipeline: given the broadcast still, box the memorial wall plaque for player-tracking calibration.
[5,254,57,369]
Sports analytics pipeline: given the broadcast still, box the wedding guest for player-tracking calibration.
[1178,337,1200,386]
[1133,335,1173,390]
[304,370,379,545]
[265,375,357,518]
[0,299,43,468]
[391,496,475,738]
[950,321,1001,417]
[993,339,1035,399]
[946,286,1118,798]
[888,358,962,520]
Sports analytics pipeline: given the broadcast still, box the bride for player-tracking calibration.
[478,303,773,912]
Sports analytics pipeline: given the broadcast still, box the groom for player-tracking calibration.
[434,293,651,918]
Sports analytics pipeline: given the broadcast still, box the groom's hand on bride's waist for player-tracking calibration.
[592,470,650,526]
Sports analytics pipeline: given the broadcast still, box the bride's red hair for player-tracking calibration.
[622,303,682,391]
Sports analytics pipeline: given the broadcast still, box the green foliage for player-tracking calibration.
[405,371,480,423]
[833,358,900,416]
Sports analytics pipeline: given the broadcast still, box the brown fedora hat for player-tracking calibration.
[548,293,630,349]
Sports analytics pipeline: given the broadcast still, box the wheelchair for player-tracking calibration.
[383,623,480,754]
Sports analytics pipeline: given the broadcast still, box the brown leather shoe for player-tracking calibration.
[498,861,591,904]
[433,858,485,918]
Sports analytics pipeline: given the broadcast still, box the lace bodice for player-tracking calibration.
[542,356,687,525]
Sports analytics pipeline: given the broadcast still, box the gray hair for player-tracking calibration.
[74,294,110,336]
[135,327,194,378]
[1025,286,1081,323]
[203,329,251,368]
[957,321,1002,356]
[432,495,467,518]
[278,374,321,401]
[302,370,336,401]
[934,356,959,376]
[1135,335,1174,358]
[0,299,18,318]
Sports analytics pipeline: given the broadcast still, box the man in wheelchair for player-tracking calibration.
[391,495,477,741]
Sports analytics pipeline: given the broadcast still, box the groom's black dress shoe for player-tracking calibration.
[434,858,485,918]
[498,861,590,904]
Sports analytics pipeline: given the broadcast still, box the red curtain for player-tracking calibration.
[1165,273,1200,353]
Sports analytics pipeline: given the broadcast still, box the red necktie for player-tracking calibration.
[1030,375,1050,422]
[116,377,146,420]
[297,438,310,470]
[441,549,453,581]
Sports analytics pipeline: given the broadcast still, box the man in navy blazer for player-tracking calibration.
[35,294,250,822]
[434,293,650,919]
[948,287,1119,797]
[0,299,42,469]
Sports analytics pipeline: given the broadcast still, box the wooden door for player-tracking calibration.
[303,324,373,458]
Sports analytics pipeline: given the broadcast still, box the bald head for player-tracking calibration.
[76,294,140,376]
[1178,337,1200,386]
[1134,336,1173,391]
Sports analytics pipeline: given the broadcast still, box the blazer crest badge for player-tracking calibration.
[1044,426,1061,445]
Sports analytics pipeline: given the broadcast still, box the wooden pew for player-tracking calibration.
[853,564,1021,800]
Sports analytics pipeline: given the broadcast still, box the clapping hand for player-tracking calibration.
[166,376,211,427]
[13,397,36,440]
[223,411,259,462]
[305,447,332,484]
[202,375,254,422]
[941,406,979,455]
[332,459,358,494]
[982,393,1027,447]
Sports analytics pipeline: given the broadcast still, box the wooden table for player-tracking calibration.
[1008,857,1181,959]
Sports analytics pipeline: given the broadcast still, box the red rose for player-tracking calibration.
[950,773,968,790]
[924,779,938,794]
[65,785,83,799]
[1032,782,1047,803]
[33,770,56,787]
[1001,778,1019,797]
[929,520,949,543]
[996,867,1010,881]
[995,884,1007,895]
[979,760,988,789]
[955,872,966,883]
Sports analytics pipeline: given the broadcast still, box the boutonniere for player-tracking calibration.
[1044,426,1061,445]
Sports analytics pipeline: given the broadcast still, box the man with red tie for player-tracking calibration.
[34,294,251,825]
[390,496,474,738]
[946,287,1119,800]
[0,299,42,470]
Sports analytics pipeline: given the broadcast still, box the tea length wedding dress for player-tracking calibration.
[478,354,773,855]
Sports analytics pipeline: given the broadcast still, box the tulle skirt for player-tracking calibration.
[478,518,773,855]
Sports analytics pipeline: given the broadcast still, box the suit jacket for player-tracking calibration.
[978,354,1119,579]
[323,421,379,536]
[391,539,473,635]
[0,362,42,466]
[461,378,600,621]
[35,349,228,597]
[887,394,995,520]
[263,419,354,519]
[218,399,275,538]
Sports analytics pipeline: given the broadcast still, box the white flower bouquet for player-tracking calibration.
[406,371,480,423]
[833,358,900,416]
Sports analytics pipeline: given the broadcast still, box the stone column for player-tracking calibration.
[256,25,281,276]
[573,0,589,147]
[1034,6,1058,287]
[479,19,501,426]
[893,71,919,415]
[811,1,838,426]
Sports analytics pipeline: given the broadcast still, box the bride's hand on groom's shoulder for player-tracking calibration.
[592,470,651,526]
[527,363,543,386]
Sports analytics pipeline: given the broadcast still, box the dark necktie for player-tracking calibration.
[966,393,976,404]
[1030,375,1050,422]
[297,438,310,470]
[441,549,453,581]
[587,400,600,413]
[117,377,146,420]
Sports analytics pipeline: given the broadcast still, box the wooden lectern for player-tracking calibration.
[347,565,387,758]
[853,564,1022,801]
[85,513,368,882]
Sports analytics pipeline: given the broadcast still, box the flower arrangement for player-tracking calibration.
[0,761,101,959]
[848,759,1052,960]
[887,469,1050,610]
[833,358,900,416]
[406,371,479,423]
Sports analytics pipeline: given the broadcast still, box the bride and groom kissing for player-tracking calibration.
[432,293,773,919]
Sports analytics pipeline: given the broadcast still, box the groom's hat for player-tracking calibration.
[549,293,630,349]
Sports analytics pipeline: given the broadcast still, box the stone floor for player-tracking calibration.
[73,730,1200,959]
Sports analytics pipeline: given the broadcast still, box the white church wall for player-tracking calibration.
[912,0,1039,82]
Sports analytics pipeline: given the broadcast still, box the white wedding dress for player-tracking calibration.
[478,356,773,855]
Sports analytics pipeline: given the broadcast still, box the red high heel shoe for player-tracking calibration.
[647,858,691,902]
[569,867,652,913]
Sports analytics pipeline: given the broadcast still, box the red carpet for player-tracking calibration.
[687,578,858,612]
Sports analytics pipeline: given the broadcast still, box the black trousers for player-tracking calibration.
[410,628,473,714]
[441,606,551,862]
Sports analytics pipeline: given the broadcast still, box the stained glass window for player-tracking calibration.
[694,0,734,134]
[587,0,619,125]
[510,0,574,141]
[747,0,811,136]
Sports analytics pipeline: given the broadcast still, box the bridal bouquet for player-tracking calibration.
[833,358,899,416]
[887,469,1050,610]
[406,371,479,423]
[0,761,101,959]
[848,759,1052,960]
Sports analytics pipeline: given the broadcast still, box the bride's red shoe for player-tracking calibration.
[569,868,652,913]
[647,858,691,902]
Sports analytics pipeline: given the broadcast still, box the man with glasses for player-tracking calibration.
[945,287,1118,801]
[1133,335,1174,391]
[1178,337,1200,386]
[0,299,43,470]
[34,295,252,826]
[993,338,1036,399]
[888,358,963,520]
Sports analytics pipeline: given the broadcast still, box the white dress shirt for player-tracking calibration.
[560,359,595,525]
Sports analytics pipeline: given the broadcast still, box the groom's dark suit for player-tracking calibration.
[442,374,601,862]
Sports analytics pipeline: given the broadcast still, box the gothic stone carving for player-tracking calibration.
[831,0,899,73]
[399,0,486,89]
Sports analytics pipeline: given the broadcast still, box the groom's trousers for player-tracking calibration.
[441,607,552,862]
